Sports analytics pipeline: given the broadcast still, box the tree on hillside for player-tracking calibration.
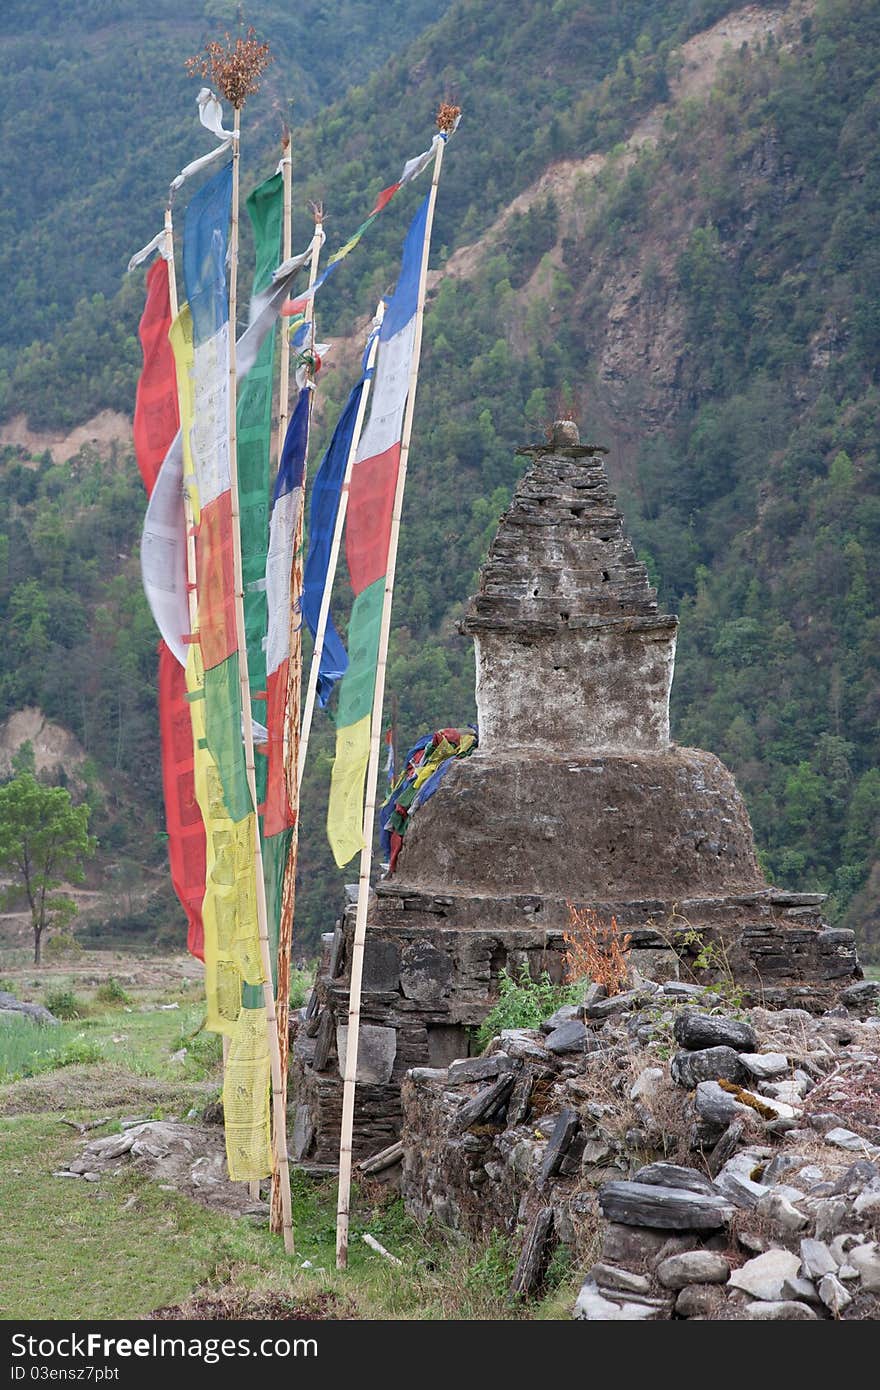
[0,773,96,963]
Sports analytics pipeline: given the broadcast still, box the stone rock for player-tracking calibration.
[544,1020,588,1054]
[708,1120,745,1178]
[830,1234,862,1264]
[829,1160,878,1195]
[600,1222,679,1267]
[755,1191,809,1233]
[629,1066,665,1103]
[540,1005,580,1033]
[362,938,401,993]
[84,1131,136,1161]
[808,1111,847,1135]
[581,982,607,1010]
[780,1274,819,1304]
[761,1153,802,1185]
[800,1238,838,1281]
[737,1230,770,1255]
[671,1046,746,1089]
[853,1188,880,1219]
[674,1011,757,1052]
[675,1283,725,1318]
[713,1153,768,1209]
[661,982,708,999]
[399,940,453,1002]
[839,980,880,1009]
[292,1103,314,1162]
[631,1162,718,1196]
[694,1080,753,1130]
[497,1029,554,1064]
[573,1279,665,1321]
[728,1249,801,1301]
[447,1054,520,1085]
[763,1116,799,1136]
[738,1052,789,1080]
[508,1138,544,1180]
[335,1023,397,1084]
[813,1198,853,1241]
[63,1122,256,1215]
[409,1067,449,1083]
[598,1181,734,1230]
[800,1175,833,1195]
[848,1242,880,1292]
[826,1128,879,1155]
[591,1263,652,1296]
[742,1300,818,1320]
[656,1250,730,1289]
[629,948,680,983]
[762,1079,808,1105]
[649,1235,704,1269]
[818,1273,852,1316]
[583,989,640,1020]
[0,991,58,1026]
[581,1138,615,1166]
[538,1108,580,1186]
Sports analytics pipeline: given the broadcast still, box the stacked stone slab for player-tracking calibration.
[291,421,861,1169]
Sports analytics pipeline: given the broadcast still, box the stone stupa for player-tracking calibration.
[290,422,860,1168]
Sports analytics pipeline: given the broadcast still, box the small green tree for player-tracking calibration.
[0,773,96,964]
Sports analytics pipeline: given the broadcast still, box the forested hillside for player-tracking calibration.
[2,0,879,956]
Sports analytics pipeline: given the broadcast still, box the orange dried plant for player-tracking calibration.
[563,903,631,996]
[436,102,461,133]
[186,27,273,109]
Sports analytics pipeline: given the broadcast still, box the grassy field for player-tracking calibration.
[0,951,578,1321]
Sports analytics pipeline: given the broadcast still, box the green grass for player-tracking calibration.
[0,1017,104,1082]
[0,1003,222,1086]
[0,1111,573,1320]
[0,981,573,1320]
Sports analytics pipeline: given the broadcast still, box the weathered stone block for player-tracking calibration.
[335,1024,397,1084]
[399,940,454,1002]
[361,939,401,993]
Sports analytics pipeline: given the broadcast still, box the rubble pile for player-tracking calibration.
[400,976,880,1317]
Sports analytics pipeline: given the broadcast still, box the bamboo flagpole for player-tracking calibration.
[297,302,384,793]
[249,130,293,1214]
[335,118,454,1270]
[270,206,324,1233]
[226,103,295,1256]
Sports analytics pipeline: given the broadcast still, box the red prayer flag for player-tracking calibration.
[134,254,206,957]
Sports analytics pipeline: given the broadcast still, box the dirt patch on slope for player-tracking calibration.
[0,706,89,785]
[0,410,131,464]
[432,3,800,291]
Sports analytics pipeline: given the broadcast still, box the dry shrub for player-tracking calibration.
[563,904,631,996]
[436,102,461,133]
[186,28,273,108]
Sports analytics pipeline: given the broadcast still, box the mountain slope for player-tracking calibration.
[3,0,880,958]
[0,0,450,358]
